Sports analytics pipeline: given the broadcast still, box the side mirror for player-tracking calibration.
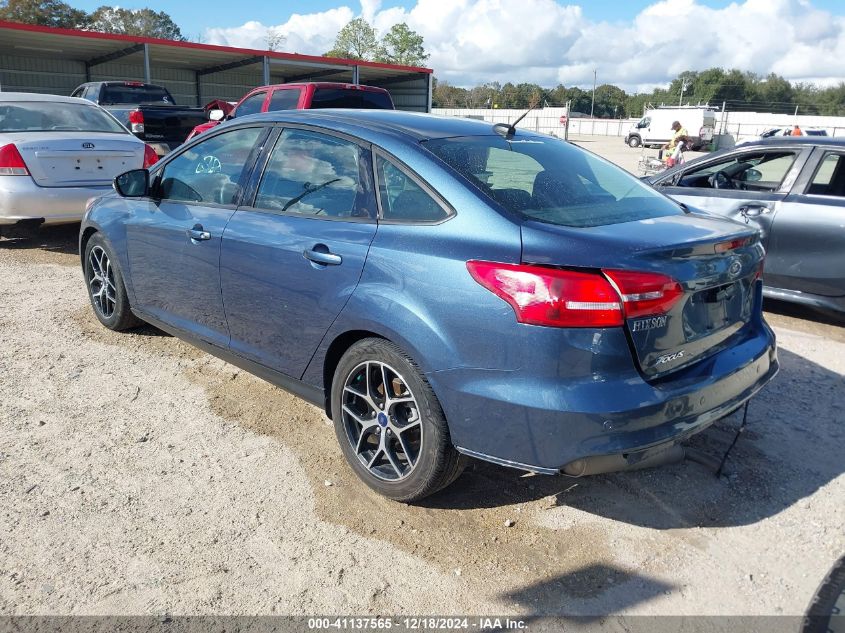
[741,168,762,182]
[114,169,149,197]
[208,109,225,121]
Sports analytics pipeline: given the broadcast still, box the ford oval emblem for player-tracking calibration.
[729,260,742,277]
[82,142,95,149]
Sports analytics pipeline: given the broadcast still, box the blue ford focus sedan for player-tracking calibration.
[80,110,778,501]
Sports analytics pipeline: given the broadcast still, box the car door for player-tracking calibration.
[125,125,268,346]
[764,148,845,298]
[220,126,378,378]
[654,146,811,249]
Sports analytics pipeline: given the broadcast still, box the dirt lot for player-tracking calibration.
[1,137,843,617]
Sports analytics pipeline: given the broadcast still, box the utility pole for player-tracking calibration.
[679,79,689,106]
[590,69,597,119]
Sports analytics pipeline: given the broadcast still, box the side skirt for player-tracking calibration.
[132,310,326,410]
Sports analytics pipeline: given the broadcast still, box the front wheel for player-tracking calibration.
[331,338,464,502]
[627,135,641,148]
[84,233,142,331]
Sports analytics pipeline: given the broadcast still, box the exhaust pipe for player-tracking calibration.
[562,443,686,477]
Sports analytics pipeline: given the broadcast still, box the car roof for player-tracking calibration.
[249,82,390,93]
[234,109,508,142]
[740,136,845,148]
[0,92,92,105]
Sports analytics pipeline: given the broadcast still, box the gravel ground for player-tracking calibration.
[1,137,843,617]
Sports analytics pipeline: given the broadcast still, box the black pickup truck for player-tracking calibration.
[70,81,207,156]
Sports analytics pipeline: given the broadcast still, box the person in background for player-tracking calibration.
[791,125,803,136]
[662,121,688,164]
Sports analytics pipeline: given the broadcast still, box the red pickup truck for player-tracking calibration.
[186,82,394,141]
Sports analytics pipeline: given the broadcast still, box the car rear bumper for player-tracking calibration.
[429,321,778,473]
[0,177,111,225]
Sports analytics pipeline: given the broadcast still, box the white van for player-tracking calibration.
[625,106,717,149]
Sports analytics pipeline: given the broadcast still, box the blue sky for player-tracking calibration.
[70,0,842,39]
[68,1,845,89]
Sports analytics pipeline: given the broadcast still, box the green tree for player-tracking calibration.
[325,17,379,60]
[376,22,428,66]
[88,6,185,40]
[0,0,89,29]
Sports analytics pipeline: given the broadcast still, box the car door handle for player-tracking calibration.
[738,203,772,218]
[303,246,342,266]
[187,225,211,241]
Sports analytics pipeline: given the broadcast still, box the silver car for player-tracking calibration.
[0,92,156,238]
[648,137,845,316]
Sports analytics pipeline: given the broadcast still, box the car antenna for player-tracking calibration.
[494,94,541,140]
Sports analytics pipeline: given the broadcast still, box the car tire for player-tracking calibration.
[331,338,465,502]
[83,233,142,331]
[627,135,641,148]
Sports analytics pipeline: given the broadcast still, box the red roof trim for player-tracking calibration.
[0,19,433,74]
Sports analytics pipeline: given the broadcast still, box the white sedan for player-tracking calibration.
[0,92,157,238]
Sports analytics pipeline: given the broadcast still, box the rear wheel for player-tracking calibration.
[84,233,142,331]
[331,338,464,502]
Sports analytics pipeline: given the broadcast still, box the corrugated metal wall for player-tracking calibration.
[1,52,430,111]
[0,55,85,95]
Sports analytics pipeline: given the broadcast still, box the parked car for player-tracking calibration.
[736,126,829,146]
[71,81,207,156]
[0,92,157,238]
[646,137,845,316]
[185,82,395,141]
[80,110,777,501]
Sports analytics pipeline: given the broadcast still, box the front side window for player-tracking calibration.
[255,128,376,218]
[234,91,267,117]
[424,135,680,228]
[268,88,302,111]
[678,151,797,191]
[0,102,127,134]
[808,153,845,197]
[376,155,449,222]
[157,127,263,205]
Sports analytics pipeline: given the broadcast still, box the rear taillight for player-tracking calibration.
[467,261,624,327]
[467,261,684,328]
[603,270,684,319]
[143,144,159,168]
[128,109,144,133]
[0,143,29,176]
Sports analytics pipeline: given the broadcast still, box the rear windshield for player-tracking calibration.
[100,84,174,105]
[0,102,128,134]
[310,88,394,110]
[422,135,682,228]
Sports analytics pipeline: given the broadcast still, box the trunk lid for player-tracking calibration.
[13,133,144,187]
[520,213,763,378]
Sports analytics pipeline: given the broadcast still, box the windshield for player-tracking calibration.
[422,134,681,228]
[0,102,129,134]
[100,84,174,105]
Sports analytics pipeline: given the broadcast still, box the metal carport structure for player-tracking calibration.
[0,20,433,111]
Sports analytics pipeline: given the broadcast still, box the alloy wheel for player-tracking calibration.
[341,361,423,482]
[87,245,116,319]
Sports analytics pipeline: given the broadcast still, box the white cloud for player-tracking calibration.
[203,0,845,91]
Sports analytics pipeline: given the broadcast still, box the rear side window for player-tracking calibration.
[423,135,680,228]
[309,88,393,109]
[361,90,394,109]
[310,88,361,109]
[157,127,263,205]
[254,128,376,219]
[808,153,845,197]
[376,155,449,223]
[235,91,267,117]
[100,84,173,105]
[268,88,302,111]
